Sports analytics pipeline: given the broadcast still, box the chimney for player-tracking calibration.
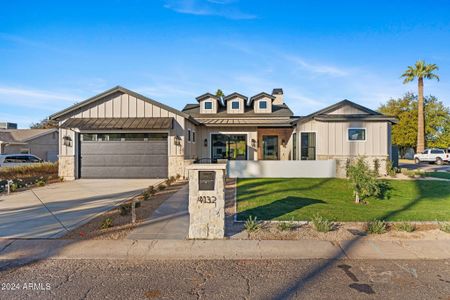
[272,88,284,105]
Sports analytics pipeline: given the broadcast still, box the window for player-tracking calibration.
[231,101,240,109]
[301,132,316,160]
[259,101,267,109]
[348,128,366,141]
[430,149,444,154]
[28,155,42,163]
[187,129,191,142]
[204,101,212,110]
[20,148,30,154]
[192,131,196,143]
[292,133,297,160]
[4,156,26,163]
[80,133,167,142]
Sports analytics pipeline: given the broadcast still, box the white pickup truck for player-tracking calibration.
[414,148,449,165]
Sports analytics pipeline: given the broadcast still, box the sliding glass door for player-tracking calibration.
[211,134,247,160]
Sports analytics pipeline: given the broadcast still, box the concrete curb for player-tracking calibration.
[1,239,449,261]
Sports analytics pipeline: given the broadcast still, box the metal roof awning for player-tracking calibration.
[197,118,294,127]
[60,117,174,130]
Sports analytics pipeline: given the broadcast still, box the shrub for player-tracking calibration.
[367,220,387,234]
[10,183,18,192]
[119,204,131,216]
[120,201,141,216]
[244,216,260,232]
[165,179,172,186]
[0,162,58,180]
[439,222,450,233]
[401,168,410,176]
[176,174,181,180]
[36,180,46,187]
[277,219,296,231]
[347,156,381,203]
[373,158,380,176]
[385,159,395,177]
[345,158,351,177]
[157,184,166,191]
[169,176,176,183]
[395,222,415,232]
[100,217,113,229]
[311,214,333,233]
[142,190,150,201]
[147,186,156,196]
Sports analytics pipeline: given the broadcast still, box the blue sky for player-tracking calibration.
[1,0,449,128]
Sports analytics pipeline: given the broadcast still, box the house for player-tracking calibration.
[0,128,59,161]
[49,86,396,180]
[0,122,18,129]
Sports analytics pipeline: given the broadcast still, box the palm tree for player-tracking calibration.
[401,60,439,153]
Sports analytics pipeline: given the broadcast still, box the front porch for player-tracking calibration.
[204,127,295,162]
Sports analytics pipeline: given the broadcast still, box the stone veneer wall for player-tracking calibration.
[318,155,389,178]
[188,165,226,239]
[168,155,185,178]
[58,155,76,180]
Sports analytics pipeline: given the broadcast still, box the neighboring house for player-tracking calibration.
[0,122,18,129]
[49,86,397,180]
[0,129,59,162]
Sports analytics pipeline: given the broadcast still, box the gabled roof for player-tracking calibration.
[49,86,197,123]
[298,99,397,124]
[0,129,57,143]
[223,92,248,102]
[249,92,275,103]
[195,93,220,102]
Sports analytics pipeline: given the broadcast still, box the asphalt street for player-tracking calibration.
[0,259,449,299]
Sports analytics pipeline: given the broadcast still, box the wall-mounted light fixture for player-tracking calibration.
[204,138,208,147]
[281,139,286,147]
[251,139,257,148]
[174,135,181,146]
[63,136,72,147]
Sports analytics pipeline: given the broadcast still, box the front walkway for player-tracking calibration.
[127,185,189,240]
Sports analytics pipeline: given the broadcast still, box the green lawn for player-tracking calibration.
[425,172,450,180]
[236,178,450,221]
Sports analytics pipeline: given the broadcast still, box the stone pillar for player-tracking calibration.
[187,164,226,239]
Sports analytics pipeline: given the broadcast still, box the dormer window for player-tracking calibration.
[204,101,212,110]
[259,101,267,109]
[231,101,240,109]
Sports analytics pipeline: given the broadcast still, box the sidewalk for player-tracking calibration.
[126,185,189,240]
[1,238,449,261]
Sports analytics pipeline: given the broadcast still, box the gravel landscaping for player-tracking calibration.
[60,181,187,240]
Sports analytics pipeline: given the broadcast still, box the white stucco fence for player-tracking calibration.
[227,160,336,178]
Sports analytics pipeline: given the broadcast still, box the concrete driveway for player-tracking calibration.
[0,179,163,239]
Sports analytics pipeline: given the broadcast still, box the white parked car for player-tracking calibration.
[414,149,449,165]
[0,154,44,168]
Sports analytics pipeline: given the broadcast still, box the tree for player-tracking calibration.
[347,157,380,204]
[401,60,439,153]
[30,118,58,129]
[215,89,225,99]
[379,93,450,156]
